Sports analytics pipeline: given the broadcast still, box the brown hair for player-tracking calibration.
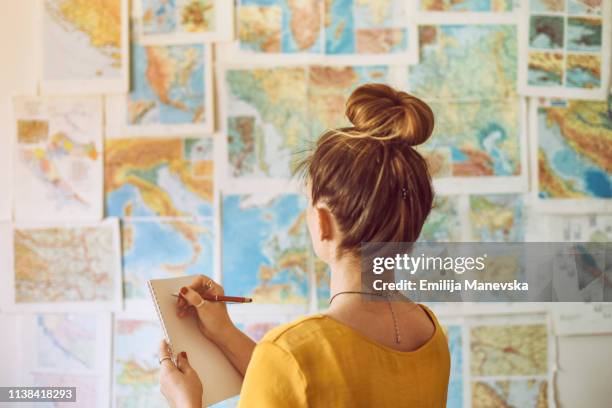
[299,83,435,255]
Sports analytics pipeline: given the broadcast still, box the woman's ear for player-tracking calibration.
[317,207,333,241]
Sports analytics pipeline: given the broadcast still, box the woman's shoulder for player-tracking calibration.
[259,314,336,351]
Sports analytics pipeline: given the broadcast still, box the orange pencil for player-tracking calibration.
[172,293,253,303]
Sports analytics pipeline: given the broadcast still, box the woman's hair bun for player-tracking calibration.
[345,83,434,146]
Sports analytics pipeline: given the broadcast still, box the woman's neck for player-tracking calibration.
[328,254,364,297]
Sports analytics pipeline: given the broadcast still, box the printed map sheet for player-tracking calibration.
[518,0,611,100]
[3,218,122,312]
[19,313,112,408]
[13,95,104,222]
[40,0,129,93]
[134,0,234,44]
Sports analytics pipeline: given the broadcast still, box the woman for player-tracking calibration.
[158,83,451,407]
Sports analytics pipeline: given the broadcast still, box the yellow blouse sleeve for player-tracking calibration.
[237,341,308,408]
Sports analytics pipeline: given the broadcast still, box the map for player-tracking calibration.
[552,214,612,242]
[114,317,167,408]
[141,0,216,36]
[521,0,609,98]
[211,396,240,408]
[225,65,405,178]
[222,194,310,305]
[13,221,120,308]
[315,259,331,309]
[325,0,408,55]
[569,0,602,14]
[41,0,127,92]
[121,38,212,134]
[105,137,214,218]
[409,25,521,179]
[308,65,403,137]
[419,0,514,12]
[445,324,463,408]
[34,314,97,371]
[419,195,463,242]
[535,97,611,203]
[226,67,309,178]
[470,323,548,376]
[238,0,323,54]
[472,379,548,408]
[122,219,214,303]
[236,0,414,61]
[469,194,524,242]
[21,312,111,408]
[13,96,103,221]
[233,313,291,342]
[30,372,100,407]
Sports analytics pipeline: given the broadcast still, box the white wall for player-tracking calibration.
[0,2,611,407]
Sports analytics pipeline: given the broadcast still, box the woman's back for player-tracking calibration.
[238,305,451,407]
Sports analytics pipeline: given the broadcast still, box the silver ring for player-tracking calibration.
[195,299,206,308]
[159,356,172,365]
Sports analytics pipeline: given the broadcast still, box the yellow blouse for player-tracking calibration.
[238,305,451,407]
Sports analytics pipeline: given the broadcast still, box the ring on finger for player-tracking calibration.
[205,280,213,289]
[195,299,207,308]
[159,356,173,365]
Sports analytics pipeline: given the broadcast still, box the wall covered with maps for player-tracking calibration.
[0,1,611,407]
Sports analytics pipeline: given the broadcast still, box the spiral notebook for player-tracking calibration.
[148,276,242,407]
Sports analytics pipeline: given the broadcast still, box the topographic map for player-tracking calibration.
[472,379,548,408]
[141,0,216,35]
[409,24,520,179]
[13,96,103,221]
[226,67,309,178]
[237,0,411,57]
[122,219,214,303]
[113,317,166,408]
[536,96,611,201]
[105,137,214,218]
[42,0,126,90]
[468,316,551,407]
[127,41,208,129]
[222,194,310,305]
[470,323,548,376]
[523,0,608,98]
[419,195,463,242]
[225,65,404,178]
[14,223,119,305]
[469,194,524,242]
[324,0,408,55]
[419,0,514,11]
[238,0,323,53]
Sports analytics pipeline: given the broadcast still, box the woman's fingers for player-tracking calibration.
[190,275,224,296]
[181,286,206,308]
[158,340,176,371]
[176,351,193,374]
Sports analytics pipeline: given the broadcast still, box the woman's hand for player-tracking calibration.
[158,340,203,408]
[176,275,234,344]
[176,275,257,376]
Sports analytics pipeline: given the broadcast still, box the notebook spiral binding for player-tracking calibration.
[147,280,175,362]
